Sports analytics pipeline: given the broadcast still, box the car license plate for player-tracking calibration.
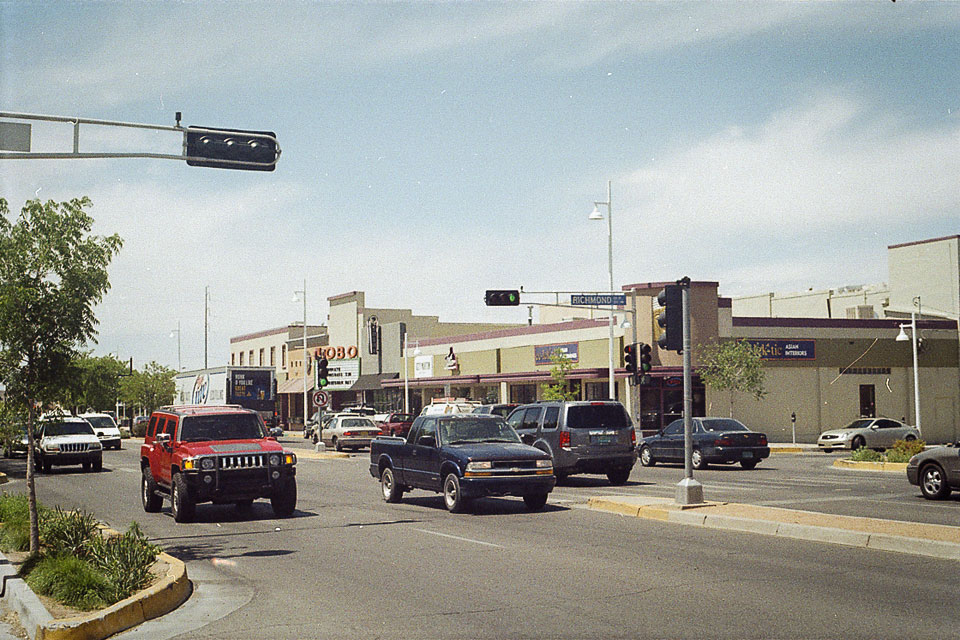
[743,451,753,459]
[593,435,614,445]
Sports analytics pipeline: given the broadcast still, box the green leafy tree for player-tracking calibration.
[540,349,580,401]
[119,361,175,417]
[55,353,128,413]
[698,340,767,418]
[0,197,122,553]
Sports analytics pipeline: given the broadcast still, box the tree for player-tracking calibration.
[698,340,767,418]
[119,361,176,417]
[540,349,580,401]
[0,197,122,553]
[55,352,129,413]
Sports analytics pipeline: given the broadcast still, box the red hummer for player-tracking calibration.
[140,405,297,523]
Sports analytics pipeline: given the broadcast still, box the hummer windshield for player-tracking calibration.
[179,414,265,442]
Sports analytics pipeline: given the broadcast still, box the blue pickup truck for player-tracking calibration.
[369,414,556,512]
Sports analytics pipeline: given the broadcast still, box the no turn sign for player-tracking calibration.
[312,390,329,407]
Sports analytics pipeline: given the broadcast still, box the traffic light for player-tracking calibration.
[624,343,637,377]
[639,342,652,373]
[657,284,683,352]
[316,357,329,388]
[484,289,520,306]
[185,126,279,171]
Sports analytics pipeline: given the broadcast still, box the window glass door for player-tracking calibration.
[859,384,876,418]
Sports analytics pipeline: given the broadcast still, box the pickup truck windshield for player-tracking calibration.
[439,418,521,445]
[180,414,264,441]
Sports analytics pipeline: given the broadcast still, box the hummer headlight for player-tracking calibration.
[200,457,216,471]
[269,454,281,466]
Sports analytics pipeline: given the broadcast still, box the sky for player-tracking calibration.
[1,1,959,373]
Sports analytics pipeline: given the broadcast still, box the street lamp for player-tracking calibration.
[403,335,421,415]
[169,321,181,371]
[589,180,615,400]
[896,296,922,435]
[293,281,308,430]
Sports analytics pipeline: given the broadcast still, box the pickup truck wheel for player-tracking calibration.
[522,493,548,511]
[380,467,403,503]
[141,468,163,513]
[171,473,196,523]
[271,479,297,517]
[442,473,469,513]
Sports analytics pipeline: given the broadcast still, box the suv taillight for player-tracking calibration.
[559,431,571,449]
[631,429,636,445]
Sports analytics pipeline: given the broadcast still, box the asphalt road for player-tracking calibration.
[2,441,958,639]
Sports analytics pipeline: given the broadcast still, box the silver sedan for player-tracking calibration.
[817,418,919,452]
[319,415,382,452]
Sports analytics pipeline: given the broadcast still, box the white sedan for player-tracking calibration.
[319,415,382,452]
[817,418,919,452]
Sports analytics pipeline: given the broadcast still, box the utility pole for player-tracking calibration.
[204,286,210,369]
[675,277,703,505]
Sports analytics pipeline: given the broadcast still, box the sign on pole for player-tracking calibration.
[312,390,329,407]
[571,294,627,306]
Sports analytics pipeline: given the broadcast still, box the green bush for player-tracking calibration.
[850,446,883,462]
[22,553,111,611]
[131,420,148,437]
[39,507,101,558]
[0,493,45,552]
[885,439,926,463]
[86,523,161,601]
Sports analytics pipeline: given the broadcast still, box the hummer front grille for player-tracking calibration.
[218,454,266,470]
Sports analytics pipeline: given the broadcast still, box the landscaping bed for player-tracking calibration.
[0,493,161,613]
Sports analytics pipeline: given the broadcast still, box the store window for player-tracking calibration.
[584,381,614,401]
[510,384,536,404]
[859,385,876,418]
[270,346,276,367]
[239,352,245,366]
[259,348,265,366]
[282,345,287,368]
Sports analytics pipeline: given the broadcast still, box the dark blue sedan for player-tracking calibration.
[639,417,769,470]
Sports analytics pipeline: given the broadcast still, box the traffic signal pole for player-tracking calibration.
[675,276,703,505]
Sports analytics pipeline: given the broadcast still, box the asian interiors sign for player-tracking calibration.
[745,340,815,361]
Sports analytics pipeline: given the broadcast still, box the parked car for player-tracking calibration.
[370,414,555,512]
[267,424,284,438]
[639,417,769,470]
[80,412,123,450]
[817,418,919,452]
[140,405,297,522]
[34,416,103,473]
[3,425,29,458]
[472,403,519,418]
[379,412,415,437]
[505,400,637,484]
[907,443,960,500]
[319,415,382,451]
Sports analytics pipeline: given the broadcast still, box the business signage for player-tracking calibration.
[324,358,360,390]
[746,339,816,361]
[414,354,433,379]
[535,342,579,366]
[571,294,627,306]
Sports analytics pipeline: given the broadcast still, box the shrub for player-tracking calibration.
[86,522,161,601]
[886,439,926,463]
[0,493,44,552]
[22,553,111,610]
[850,447,883,462]
[39,507,101,558]
[131,420,148,437]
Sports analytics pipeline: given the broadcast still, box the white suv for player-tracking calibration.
[80,412,122,450]
[35,416,103,473]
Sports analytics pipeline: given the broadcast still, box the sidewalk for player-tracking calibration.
[588,495,960,561]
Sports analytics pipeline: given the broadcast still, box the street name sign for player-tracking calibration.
[571,294,627,306]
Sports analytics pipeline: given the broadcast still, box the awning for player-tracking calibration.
[350,373,399,391]
[277,376,315,395]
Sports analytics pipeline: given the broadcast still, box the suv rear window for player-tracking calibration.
[566,404,630,429]
[180,414,264,441]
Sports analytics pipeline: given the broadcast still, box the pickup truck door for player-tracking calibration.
[406,417,441,490]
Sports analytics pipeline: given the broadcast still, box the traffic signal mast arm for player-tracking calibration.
[0,111,280,171]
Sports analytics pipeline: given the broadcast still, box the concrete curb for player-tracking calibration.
[587,496,960,562]
[1,545,189,640]
[832,459,909,473]
[0,473,7,485]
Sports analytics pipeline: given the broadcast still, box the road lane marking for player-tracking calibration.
[412,528,504,549]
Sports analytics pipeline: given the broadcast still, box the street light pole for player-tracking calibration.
[294,281,308,430]
[590,180,615,400]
